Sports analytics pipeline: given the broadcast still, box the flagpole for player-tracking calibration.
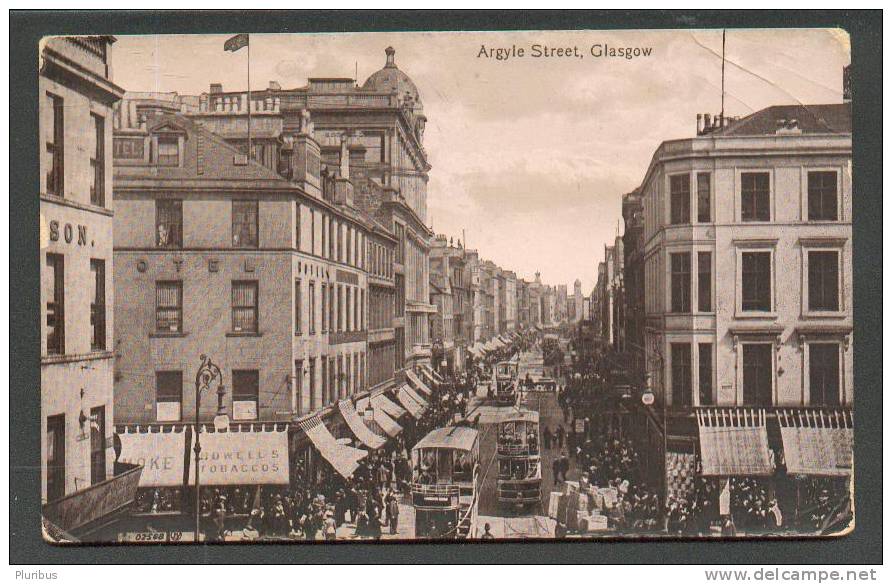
[247,34,252,161]
[720,29,726,125]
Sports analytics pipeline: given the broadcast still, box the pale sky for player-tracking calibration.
[112,29,850,291]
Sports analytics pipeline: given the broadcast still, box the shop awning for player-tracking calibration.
[356,397,403,437]
[423,364,445,383]
[397,385,425,419]
[417,366,437,388]
[406,369,433,397]
[402,384,429,408]
[778,409,853,477]
[697,409,774,477]
[298,416,368,479]
[338,400,387,450]
[116,423,291,486]
[372,393,407,419]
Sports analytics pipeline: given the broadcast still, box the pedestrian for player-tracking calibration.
[559,450,570,482]
[481,522,495,540]
[552,457,562,484]
[556,425,565,449]
[387,496,400,535]
[543,426,552,450]
[323,511,337,540]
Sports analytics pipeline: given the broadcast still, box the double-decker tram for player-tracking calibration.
[411,426,480,539]
[496,409,542,510]
[493,359,519,406]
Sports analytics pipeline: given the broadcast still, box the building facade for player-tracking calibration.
[40,36,124,504]
[640,104,853,494]
[112,106,375,431]
[188,46,434,373]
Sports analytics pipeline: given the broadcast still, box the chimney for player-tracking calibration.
[268,80,281,91]
[697,113,703,135]
[209,83,223,94]
[704,113,711,131]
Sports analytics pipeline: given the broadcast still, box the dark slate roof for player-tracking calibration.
[713,103,851,136]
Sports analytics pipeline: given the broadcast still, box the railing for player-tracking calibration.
[410,483,459,497]
[497,443,538,457]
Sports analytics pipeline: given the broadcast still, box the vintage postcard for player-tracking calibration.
[38,28,853,543]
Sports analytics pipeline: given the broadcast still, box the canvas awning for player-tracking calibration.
[356,397,403,437]
[338,400,387,450]
[422,364,445,383]
[298,416,368,479]
[778,409,853,477]
[697,409,774,477]
[419,367,441,388]
[402,384,429,408]
[406,370,433,396]
[372,393,407,419]
[116,423,290,486]
[397,385,425,419]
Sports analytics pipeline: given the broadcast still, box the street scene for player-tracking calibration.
[39,29,853,543]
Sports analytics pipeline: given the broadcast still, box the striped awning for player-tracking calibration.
[422,364,445,383]
[338,400,387,450]
[418,366,438,387]
[372,393,406,419]
[778,409,853,477]
[298,416,368,479]
[406,370,432,397]
[697,409,774,477]
[403,384,429,408]
[357,397,402,437]
[397,385,425,419]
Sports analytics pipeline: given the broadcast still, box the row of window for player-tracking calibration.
[44,254,106,355]
[368,241,395,279]
[298,279,366,335]
[369,286,396,331]
[668,170,840,226]
[156,279,368,336]
[156,199,373,275]
[670,341,842,407]
[45,407,106,502]
[669,249,840,314]
[296,351,366,414]
[368,343,396,390]
[45,93,106,207]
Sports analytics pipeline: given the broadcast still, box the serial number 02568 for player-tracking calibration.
[122,531,183,543]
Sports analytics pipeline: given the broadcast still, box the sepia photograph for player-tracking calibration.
[35,25,857,546]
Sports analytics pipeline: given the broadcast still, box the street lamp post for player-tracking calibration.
[194,355,224,542]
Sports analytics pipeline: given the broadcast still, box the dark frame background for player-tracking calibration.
[10,9,882,565]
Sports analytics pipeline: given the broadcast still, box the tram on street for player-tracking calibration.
[493,359,519,406]
[496,409,542,510]
[410,426,480,539]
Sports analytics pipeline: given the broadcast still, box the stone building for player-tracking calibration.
[573,279,584,324]
[187,46,435,373]
[622,189,646,378]
[640,103,853,494]
[113,106,376,427]
[40,36,125,511]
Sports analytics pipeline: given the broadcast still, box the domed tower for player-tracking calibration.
[362,46,427,145]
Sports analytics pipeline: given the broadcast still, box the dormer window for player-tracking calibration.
[157,137,179,166]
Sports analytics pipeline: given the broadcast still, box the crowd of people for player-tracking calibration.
[130,367,483,541]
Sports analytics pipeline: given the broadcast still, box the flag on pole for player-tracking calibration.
[224,33,249,52]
